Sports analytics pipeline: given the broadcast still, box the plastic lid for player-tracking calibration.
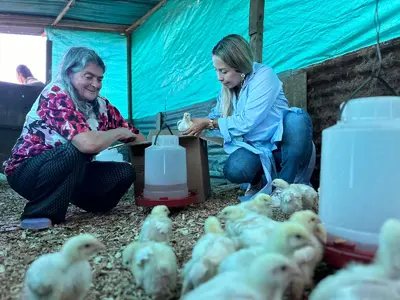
[152,135,179,146]
[341,96,400,122]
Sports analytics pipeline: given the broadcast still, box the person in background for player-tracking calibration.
[16,64,45,87]
[4,47,146,229]
[183,34,315,198]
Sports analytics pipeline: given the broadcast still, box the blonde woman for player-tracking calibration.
[183,34,315,198]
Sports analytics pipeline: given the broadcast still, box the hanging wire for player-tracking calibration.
[154,91,173,145]
[337,0,398,121]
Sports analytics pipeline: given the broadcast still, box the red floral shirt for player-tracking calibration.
[3,83,140,176]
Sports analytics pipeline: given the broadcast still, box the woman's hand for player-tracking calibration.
[116,128,136,141]
[183,118,209,136]
[133,132,146,142]
[117,128,147,143]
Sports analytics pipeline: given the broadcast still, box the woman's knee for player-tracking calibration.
[223,149,262,184]
[283,110,312,136]
[119,163,136,185]
[60,142,88,167]
[223,161,246,184]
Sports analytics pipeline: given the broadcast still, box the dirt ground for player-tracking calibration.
[0,180,336,300]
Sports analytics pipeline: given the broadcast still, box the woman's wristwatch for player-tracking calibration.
[208,118,217,129]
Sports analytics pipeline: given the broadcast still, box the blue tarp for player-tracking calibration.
[46,0,400,119]
[131,0,400,119]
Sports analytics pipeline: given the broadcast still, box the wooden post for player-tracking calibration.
[249,0,265,63]
[127,33,133,123]
[45,39,52,84]
[156,112,163,130]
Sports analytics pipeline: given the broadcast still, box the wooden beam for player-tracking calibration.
[0,14,127,34]
[127,34,133,123]
[46,40,53,84]
[249,0,265,63]
[52,0,76,26]
[125,0,167,33]
[156,112,163,130]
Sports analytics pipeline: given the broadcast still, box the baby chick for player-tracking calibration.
[217,205,278,249]
[290,183,319,210]
[289,211,327,299]
[122,241,178,300]
[21,234,105,300]
[139,205,172,244]
[177,112,194,132]
[263,221,314,257]
[182,253,301,300]
[218,245,265,274]
[279,187,304,214]
[271,178,290,207]
[310,218,400,300]
[181,216,236,296]
[237,193,274,218]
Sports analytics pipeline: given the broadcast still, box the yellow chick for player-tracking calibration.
[21,234,105,300]
[238,193,274,218]
[218,205,278,249]
[139,205,173,244]
[310,218,400,300]
[177,112,194,132]
[122,241,177,300]
[181,216,236,296]
[289,211,327,300]
[183,253,302,300]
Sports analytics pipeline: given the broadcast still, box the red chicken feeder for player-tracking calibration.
[323,237,376,268]
[135,190,197,207]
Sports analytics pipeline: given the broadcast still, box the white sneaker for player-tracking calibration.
[244,181,263,196]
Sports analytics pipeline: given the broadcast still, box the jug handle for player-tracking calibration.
[154,114,174,145]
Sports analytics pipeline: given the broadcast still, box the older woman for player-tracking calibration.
[3,47,145,229]
[184,34,315,199]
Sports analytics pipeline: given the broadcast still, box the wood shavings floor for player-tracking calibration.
[0,180,336,300]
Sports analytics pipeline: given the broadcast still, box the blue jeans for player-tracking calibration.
[223,109,313,185]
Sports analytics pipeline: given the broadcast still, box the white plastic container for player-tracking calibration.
[143,135,188,200]
[95,148,124,162]
[320,96,400,251]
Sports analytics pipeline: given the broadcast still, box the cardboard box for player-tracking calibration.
[129,130,223,203]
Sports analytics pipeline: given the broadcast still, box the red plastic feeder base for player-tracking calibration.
[135,191,197,207]
[323,238,376,268]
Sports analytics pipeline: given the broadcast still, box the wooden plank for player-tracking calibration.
[155,112,163,130]
[45,39,53,84]
[279,71,308,110]
[127,34,133,123]
[249,0,265,63]
[52,0,76,26]
[125,0,167,33]
[0,14,126,33]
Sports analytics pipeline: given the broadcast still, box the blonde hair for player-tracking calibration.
[212,34,254,117]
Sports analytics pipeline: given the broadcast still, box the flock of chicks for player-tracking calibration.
[20,178,400,300]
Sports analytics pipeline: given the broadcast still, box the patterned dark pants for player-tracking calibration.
[7,142,135,224]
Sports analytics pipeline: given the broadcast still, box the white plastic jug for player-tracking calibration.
[95,148,124,162]
[319,96,400,251]
[143,135,188,200]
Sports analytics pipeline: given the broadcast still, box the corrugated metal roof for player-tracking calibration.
[0,0,162,34]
